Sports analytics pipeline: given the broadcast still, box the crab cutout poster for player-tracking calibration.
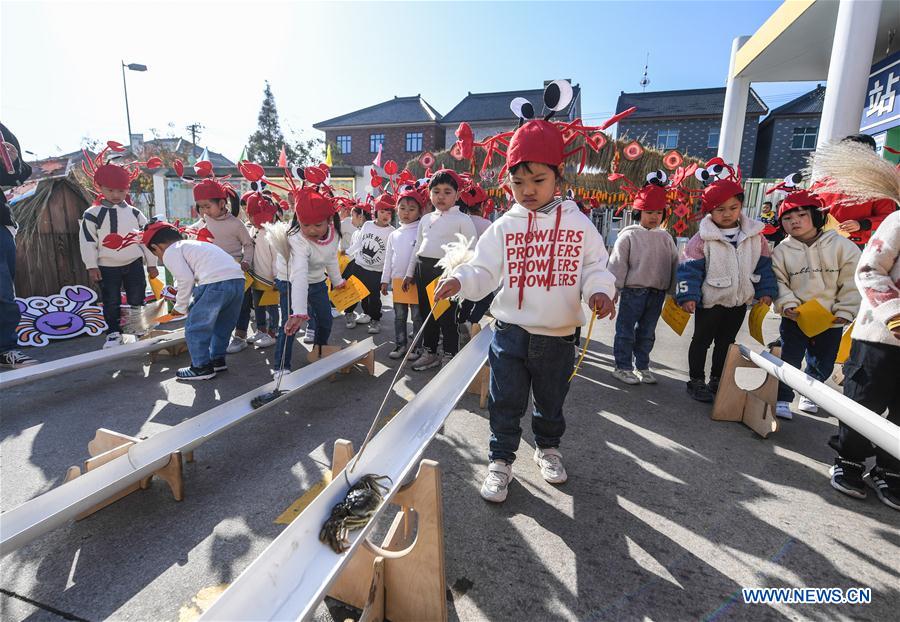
[16,286,107,347]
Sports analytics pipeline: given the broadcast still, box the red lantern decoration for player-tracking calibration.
[623,141,644,161]
[419,152,435,168]
[663,150,684,170]
[672,219,688,235]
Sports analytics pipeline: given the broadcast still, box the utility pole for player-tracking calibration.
[186,122,204,156]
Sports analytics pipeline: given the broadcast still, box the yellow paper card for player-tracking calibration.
[329,275,369,312]
[795,298,836,337]
[823,214,851,238]
[338,252,351,274]
[392,278,419,305]
[835,321,854,363]
[426,278,451,320]
[661,295,690,336]
[748,301,770,345]
[149,276,164,300]
[243,271,253,291]
[258,288,280,307]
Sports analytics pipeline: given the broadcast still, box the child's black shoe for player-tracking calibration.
[829,458,867,499]
[686,378,714,403]
[707,376,720,394]
[864,467,900,511]
[176,364,216,381]
[211,358,228,372]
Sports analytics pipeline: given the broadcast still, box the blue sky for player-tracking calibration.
[2,0,820,161]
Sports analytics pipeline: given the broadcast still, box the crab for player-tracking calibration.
[319,474,391,553]
[16,285,106,347]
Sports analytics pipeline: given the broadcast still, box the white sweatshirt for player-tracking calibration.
[348,221,394,272]
[250,226,277,284]
[287,227,344,317]
[451,200,616,337]
[162,240,245,314]
[470,215,492,239]
[79,201,157,268]
[340,217,358,252]
[405,206,478,278]
[381,221,420,284]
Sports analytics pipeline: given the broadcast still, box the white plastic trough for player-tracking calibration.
[740,345,900,461]
[0,338,375,555]
[200,325,494,621]
[0,329,186,390]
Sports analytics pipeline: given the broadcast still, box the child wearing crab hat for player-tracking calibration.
[346,192,395,335]
[434,80,617,503]
[607,173,679,386]
[675,161,778,402]
[79,161,159,349]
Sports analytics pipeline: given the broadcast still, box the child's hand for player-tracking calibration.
[783,307,799,320]
[88,268,102,283]
[284,315,308,335]
[147,267,159,279]
[332,280,347,290]
[380,283,388,296]
[434,278,461,301]
[838,220,861,233]
[240,261,251,271]
[589,293,616,320]
[680,301,696,314]
[759,296,772,306]
[402,277,414,292]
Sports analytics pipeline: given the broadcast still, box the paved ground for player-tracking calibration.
[2,301,899,622]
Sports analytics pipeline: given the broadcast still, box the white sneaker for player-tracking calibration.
[271,369,290,382]
[612,368,640,385]
[367,320,381,334]
[302,328,316,344]
[226,337,247,354]
[102,332,123,349]
[331,307,342,318]
[355,313,371,325]
[775,401,793,420]
[255,333,276,348]
[246,332,262,344]
[533,447,568,484]
[798,396,819,414]
[345,316,357,329]
[635,369,657,384]
[412,351,442,371]
[480,461,512,503]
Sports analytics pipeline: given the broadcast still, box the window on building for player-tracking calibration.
[707,128,720,149]
[369,133,385,153]
[405,132,423,152]
[656,128,679,150]
[336,135,351,154]
[791,127,818,150]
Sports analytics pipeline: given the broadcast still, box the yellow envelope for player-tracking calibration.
[823,214,851,238]
[748,301,770,345]
[329,275,369,312]
[661,295,691,336]
[338,252,351,274]
[243,271,253,291]
[392,277,419,305]
[149,276,164,300]
[795,298,836,337]
[835,321,854,363]
[258,288,280,307]
[426,278,451,320]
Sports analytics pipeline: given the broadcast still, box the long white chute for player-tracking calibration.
[0,330,186,390]
[0,338,375,555]
[200,326,494,621]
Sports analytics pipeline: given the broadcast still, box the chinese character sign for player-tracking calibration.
[861,51,900,133]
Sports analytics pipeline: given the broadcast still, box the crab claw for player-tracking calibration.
[173,160,184,177]
[239,161,266,182]
[107,141,126,152]
[607,173,625,182]
[145,157,162,169]
[194,160,213,178]
[304,166,327,185]
[102,233,125,250]
[383,160,398,176]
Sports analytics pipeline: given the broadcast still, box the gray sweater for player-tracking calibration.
[608,224,678,291]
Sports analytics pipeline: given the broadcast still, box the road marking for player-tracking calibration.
[274,471,333,525]
[178,584,229,622]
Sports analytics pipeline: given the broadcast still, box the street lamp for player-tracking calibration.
[121,61,148,148]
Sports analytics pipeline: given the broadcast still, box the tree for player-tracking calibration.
[246,81,295,166]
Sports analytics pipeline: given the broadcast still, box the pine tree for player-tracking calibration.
[246,81,295,165]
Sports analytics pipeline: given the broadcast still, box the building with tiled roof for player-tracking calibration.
[752,85,826,178]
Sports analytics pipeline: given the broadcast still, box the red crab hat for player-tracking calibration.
[397,184,427,208]
[246,192,279,228]
[695,158,744,214]
[459,181,488,208]
[94,164,132,190]
[507,120,565,170]
[193,178,229,201]
[374,193,396,212]
[140,221,178,247]
[431,168,464,190]
[294,187,335,225]
[81,140,162,199]
[633,184,667,211]
[778,189,824,219]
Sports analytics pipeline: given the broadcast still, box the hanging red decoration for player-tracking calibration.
[672,219,688,235]
[383,160,398,176]
[419,152,435,168]
[673,203,690,218]
[623,141,644,161]
[663,150,684,170]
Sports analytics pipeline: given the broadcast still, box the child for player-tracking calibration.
[143,222,245,380]
[676,164,778,402]
[456,182,495,341]
[608,182,678,385]
[79,162,159,349]
[343,204,372,328]
[282,187,346,350]
[771,190,860,420]
[240,192,281,349]
[347,194,395,334]
[811,140,900,510]
[404,169,477,371]
[338,201,357,253]
[188,179,255,354]
[381,188,424,359]
[435,108,617,503]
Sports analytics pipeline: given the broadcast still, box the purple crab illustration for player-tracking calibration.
[16,285,107,347]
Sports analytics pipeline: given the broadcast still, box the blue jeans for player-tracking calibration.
[488,321,576,463]
[99,258,146,334]
[185,279,244,367]
[777,319,843,402]
[0,227,19,353]
[393,303,423,349]
[307,280,332,346]
[613,287,666,371]
[273,279,294,371]
[236,288,280,332]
